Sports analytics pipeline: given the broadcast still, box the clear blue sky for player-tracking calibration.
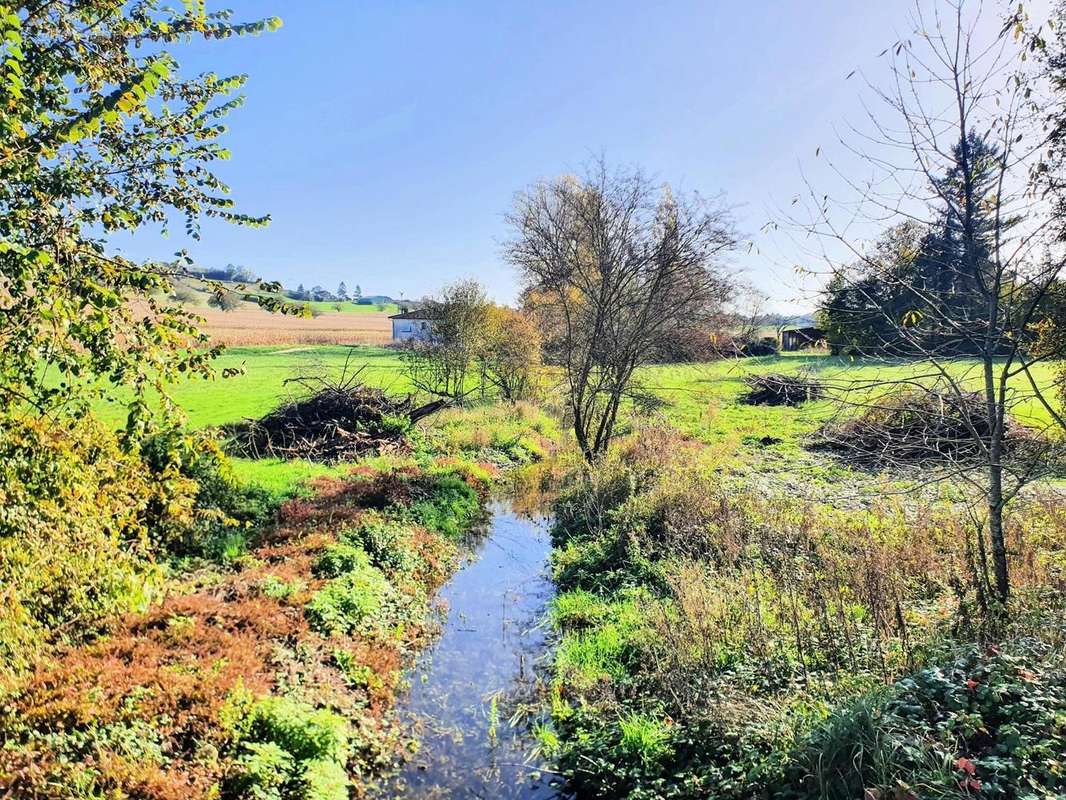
[111,1,1007,313]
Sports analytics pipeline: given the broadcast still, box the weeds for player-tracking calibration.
[545,425,1066,799]
[0,453,513,798]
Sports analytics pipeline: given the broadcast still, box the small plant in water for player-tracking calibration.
[486,692,501,747]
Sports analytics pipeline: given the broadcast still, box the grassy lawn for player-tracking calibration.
[150,347,1059,436]
[102,345,409,429]
[117,346,1059,496]
[90,346,407,493]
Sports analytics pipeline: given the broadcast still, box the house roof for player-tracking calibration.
[782,326,825,337]
[389,308,440,320]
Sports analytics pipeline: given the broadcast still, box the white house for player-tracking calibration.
[389,308,439,342]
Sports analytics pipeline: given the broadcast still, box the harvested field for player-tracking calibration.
[193,306,392,346]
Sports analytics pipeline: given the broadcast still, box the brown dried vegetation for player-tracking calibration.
[0,465,471,800]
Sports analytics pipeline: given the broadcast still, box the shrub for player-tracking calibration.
[208,290,243,311]
[171,285,202,304]
[226,695,351,800]
[231,742,293,800]
[337,514,417,575]
[141,428,277,561]
[404,471,482,537]
[0,414,168,679]
[312,542,372,580]
[775,642,1066,799]
[304,565,395,637]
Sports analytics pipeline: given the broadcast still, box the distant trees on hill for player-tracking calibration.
[189,264,258,283]
[283,282,393,306]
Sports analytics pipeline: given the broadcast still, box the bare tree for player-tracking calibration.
[787,1,1065,602]
[400,279,493,403]
[505,159,737,460]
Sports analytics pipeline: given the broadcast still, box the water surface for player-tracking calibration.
[376,500,564,799]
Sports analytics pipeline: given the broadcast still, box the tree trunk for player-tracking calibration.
[987,445,1009,602]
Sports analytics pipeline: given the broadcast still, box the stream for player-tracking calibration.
[375,499,565,799]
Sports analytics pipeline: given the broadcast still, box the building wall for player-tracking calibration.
[391,319,435,342]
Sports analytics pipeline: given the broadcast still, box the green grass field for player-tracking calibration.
[153,346,409,428]
[642,354,1061,446]
[134,346,1061,495]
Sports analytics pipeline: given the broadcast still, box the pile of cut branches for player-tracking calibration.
[816,388,1032,466]
[744,373,823,406]
[227,365,445,463]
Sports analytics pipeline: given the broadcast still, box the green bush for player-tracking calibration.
[232,742,293,800]
[226,695,351,800]
[312,543,372,580]
[141,428,277,562]
[337,513,417,575]
[405,471,482,538]
[0,414,168,679]
[304,566,395,637]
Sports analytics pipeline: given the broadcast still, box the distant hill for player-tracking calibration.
[166,275,398,315]
[176,266,395,307]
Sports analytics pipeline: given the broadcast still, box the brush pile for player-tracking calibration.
[816,389,1032,465]
[744,373,823,406]
[227,366,445,463]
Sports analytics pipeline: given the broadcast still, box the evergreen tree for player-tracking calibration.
[820,133,1008,356]
[337,281,348,300]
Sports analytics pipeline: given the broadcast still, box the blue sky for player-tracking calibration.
[112,1,1008,313]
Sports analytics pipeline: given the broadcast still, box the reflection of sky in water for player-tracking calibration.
[374,501,566,799]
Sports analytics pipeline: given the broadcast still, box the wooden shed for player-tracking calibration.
[780,326,827,352]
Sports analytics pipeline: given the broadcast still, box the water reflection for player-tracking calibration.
[374,500,565,799]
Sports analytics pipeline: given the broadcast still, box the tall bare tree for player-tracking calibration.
[505,160,736,460]
[790,1,1065,601]
[400,279,493,403]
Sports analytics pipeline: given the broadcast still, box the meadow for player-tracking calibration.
[12,344,1065,799]
[149,345,1062,497]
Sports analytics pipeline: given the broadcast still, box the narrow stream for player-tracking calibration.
[375,500,565,799]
